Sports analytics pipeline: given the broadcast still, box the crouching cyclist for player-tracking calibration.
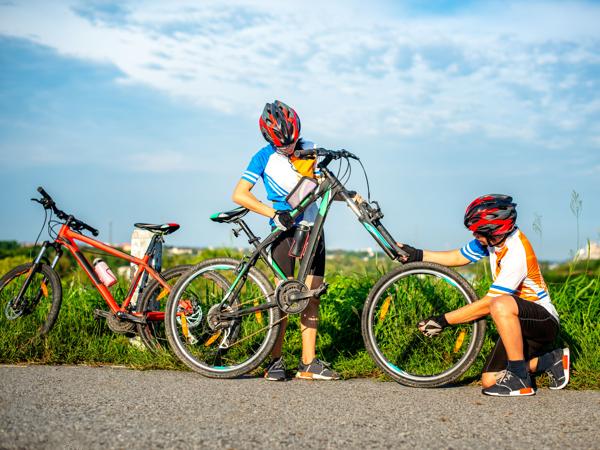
[401,194,569,396]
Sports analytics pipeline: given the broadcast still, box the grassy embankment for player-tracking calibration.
[0,245,598,389]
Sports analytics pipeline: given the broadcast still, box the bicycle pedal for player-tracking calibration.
[313,282,329,298]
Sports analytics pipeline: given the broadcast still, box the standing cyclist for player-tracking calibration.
[232,100,339,381]
[401,194,569,396]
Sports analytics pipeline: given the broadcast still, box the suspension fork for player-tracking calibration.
[13,242,60,309]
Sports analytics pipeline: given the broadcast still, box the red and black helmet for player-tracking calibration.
[259,100,301,147]
[464,194,517,236]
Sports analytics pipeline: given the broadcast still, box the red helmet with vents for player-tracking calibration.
[464,194,517,236]
[259,100,301,147]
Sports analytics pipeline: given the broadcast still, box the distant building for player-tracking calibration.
[168,247,194,256]
[575,241,600,260]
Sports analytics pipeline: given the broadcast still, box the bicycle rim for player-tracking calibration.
[136,265,192,351]
[0,264,62,346]
[365,265,482,386]
[166,260,279,377]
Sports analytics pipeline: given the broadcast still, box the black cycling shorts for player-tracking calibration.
[271,227,325,278]
[483,296,559,373]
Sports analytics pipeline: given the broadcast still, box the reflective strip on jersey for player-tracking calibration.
[460,239,489,262]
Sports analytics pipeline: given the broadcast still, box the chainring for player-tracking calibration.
[105,314,137,334]
[275,280,310,314]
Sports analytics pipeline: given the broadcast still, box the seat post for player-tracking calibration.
[237,220,260,247]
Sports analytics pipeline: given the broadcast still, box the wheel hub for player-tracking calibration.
[206,304,235,331]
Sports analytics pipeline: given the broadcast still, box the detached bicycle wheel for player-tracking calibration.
[165,258,281,378]
[362,262,485,387]
[135,265,192,351]
[0,263,62,346]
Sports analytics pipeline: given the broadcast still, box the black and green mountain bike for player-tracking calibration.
[164,148,486,387]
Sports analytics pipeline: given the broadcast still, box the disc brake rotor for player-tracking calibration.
[5,300,23,320]
[177,298,203,328]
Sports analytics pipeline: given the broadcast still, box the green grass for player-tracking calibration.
[0,256,598,390]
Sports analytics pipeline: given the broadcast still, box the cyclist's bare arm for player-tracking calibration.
[422,249,471,267]
[232,179,276,218]
[444,295,493,324]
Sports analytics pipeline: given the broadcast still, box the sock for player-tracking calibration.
[535,351,556,372]
[507,359,528,379]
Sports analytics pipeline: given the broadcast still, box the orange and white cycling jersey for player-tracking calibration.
[460,228,559,321]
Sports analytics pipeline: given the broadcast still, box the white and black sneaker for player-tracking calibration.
[546,348,570,390]
[295,358,340,380]
[482,370,535,397]
[264,357,287,381]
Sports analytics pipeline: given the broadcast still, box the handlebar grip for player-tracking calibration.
[37,186,52,200]
[294,149,317,158]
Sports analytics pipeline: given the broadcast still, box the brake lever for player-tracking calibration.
[340,150,358,160]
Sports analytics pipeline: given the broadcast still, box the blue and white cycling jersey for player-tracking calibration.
[241,139,320,224]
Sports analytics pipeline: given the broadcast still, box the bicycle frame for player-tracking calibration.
[216,160,408,317]
[32,224,170,321]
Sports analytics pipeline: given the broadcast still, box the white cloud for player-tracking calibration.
[0,0,599,147]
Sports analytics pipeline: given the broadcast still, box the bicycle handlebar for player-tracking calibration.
[33,186,99,237]
[294,148,359,161]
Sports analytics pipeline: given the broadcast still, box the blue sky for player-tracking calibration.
[0,0,599,261]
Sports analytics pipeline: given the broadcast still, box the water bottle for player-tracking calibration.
[93,258,117,287]
[289,221,311,258]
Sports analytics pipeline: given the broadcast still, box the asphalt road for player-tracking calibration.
[1,365,599,449]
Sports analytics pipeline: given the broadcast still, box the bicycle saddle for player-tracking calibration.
[210,207,249,223]
[134,223,180,235]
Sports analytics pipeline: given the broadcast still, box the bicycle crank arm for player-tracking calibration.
[93,309,147,325]
[289,283,329,301]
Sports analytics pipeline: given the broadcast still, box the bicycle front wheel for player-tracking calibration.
[362,262,485,388]
[0,263,62,349]
[165,258,281,378]
[135,264,192,351]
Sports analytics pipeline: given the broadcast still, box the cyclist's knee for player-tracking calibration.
[306,275,323,289]
[489,295,517,318]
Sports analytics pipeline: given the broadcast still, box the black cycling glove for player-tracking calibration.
[400,243,423,263]
[273,211,294,231]
[417,314,449,337]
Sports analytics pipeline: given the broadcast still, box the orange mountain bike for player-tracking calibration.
[0,187,189,350]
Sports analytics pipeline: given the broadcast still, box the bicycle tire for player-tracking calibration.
[0,263,62,344]
[135,264,193,351]
[361,262,485,388]
[165,257,281,378]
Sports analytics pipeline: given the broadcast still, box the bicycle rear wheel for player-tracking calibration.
[362,262,485,387]
[165,258,281,378]
[135,265,192,351]
[0,263,62,347]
